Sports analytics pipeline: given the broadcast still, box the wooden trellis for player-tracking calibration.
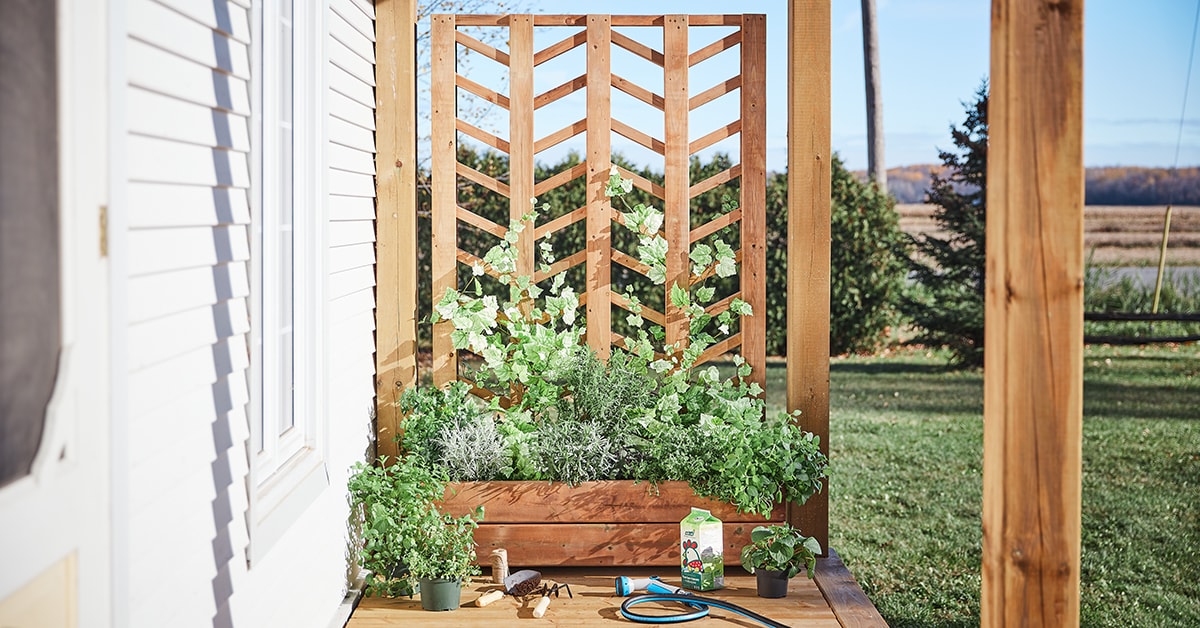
[429,14,767,390]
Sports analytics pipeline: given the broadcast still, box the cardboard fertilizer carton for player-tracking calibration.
[680,507,724,591]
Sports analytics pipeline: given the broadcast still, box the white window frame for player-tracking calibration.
[248,0,328,563]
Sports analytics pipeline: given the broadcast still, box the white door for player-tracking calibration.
[0,1,111,626]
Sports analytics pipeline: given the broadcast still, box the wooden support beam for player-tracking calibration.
[740,14,767,393]
[509,15,536,296]
[663,15,690,353]
[586,15,613,360]
[983,0,1084,625]
[430,14,458,387]
[786,0,832,554]
[374,0,418,459]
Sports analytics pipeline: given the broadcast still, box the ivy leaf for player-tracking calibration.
[669,283,690,308]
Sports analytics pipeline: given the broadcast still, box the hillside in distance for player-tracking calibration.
[862,165,1200,205]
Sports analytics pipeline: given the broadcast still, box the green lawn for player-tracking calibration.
[763,344,1200,627]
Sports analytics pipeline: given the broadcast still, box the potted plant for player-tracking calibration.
[347,454,483,608]
[738,524,821,598]
[404,506,483,611]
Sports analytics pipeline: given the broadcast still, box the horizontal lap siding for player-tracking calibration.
[123,1,253,626]
[122,0,377,625]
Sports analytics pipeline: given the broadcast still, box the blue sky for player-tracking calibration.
[428,1,1200,172]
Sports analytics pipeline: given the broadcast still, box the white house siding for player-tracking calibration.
[120,0,376,626]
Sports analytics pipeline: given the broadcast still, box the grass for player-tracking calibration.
[761,343,1200,627]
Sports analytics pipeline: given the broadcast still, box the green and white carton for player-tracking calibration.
[680,507,724,591]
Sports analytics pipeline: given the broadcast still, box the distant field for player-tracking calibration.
[897,204,1200,265]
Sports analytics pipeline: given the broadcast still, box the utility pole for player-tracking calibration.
[861,0,886,189]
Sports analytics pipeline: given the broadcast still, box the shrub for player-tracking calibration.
[828,156,908,354]
[901,82,989,367]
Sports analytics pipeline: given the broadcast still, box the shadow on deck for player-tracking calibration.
[344,549,884,627]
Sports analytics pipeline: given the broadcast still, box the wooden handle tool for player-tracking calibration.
[474,589,504,607]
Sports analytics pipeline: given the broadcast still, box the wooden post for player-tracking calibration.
[786,0,832,554]
[740,14,767,393]
[663,15,689,353]
[431,14,458,386]
[983,0,1084,625]
[374,0,418,458]
[509,15,536,285]
[586,15,613,360]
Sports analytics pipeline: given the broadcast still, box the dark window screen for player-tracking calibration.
[0,0,59,489]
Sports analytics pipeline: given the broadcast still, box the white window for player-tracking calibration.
[249,0,327,561]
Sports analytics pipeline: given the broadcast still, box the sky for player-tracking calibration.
[424,0,1200,172]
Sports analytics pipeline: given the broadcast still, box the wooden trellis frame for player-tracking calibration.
[428,14,767,393]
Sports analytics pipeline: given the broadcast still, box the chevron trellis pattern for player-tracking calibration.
[430,14,767,393]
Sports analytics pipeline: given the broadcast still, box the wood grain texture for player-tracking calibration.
[348,567,840,626]
[983,1,1084,625]
[813,548,888,627]
[740,14,767,395]
[430,14,457,386]
[373,0,417,458]
[509,15,536,301]
[663,15,690,353]
[586,15,613,360]
[439,481,784,523]
[786,0,832,554]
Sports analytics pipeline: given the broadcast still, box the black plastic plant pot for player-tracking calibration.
[754,569,789,598]
[418,577,462,611]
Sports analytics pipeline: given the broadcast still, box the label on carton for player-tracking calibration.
[680,507,724,591]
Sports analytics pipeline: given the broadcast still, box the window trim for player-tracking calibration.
[247,0,329,564]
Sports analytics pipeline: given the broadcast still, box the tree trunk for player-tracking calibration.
[861,0,886,189]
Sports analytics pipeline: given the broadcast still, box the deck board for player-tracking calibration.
[346,563,876,627]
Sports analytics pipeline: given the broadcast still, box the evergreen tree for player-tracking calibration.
[902,83,988,366]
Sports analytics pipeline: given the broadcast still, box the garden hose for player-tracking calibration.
[619,593,791,627]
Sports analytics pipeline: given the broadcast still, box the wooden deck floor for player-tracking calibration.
[346,550,885,627]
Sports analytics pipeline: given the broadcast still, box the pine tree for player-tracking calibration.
[902,83,988,366]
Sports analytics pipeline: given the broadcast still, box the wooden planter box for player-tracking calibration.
[439,481,785,567]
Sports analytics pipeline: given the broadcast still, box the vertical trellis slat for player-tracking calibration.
[508,16,536,291]
[586,15,613,360]
[430,14,458,386]
[662,15,690,352]
[740,14,767,392]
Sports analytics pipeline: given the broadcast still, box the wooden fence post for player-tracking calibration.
[374,0,418,458]
[586,15,613,360]
[431,14,458,387]
[663,15,690,353]
[740,14,767,393]
[786,0,832,554]
[983,0,1084,625]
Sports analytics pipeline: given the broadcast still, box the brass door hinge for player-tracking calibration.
[99,205,108,257]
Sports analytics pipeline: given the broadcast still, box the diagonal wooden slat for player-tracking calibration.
[695,333,742,366]
[457,161,511,197]
[612,119,665,155]
[611,30,665,66]
[456,248,505,280]
[534,206,587,240]
[456,30,510,65]
[457,206,507,239]
[457,118,510,154]
[612,74,665,110]
[613,165,665,200]
[611,292,666,326]
[704,291,742,317]
[534,118,587,154]
[458,74,510,109]
[689,120,741,154]
[690,76,741,111]
[535,74,587,109]
[533,29,588,66]
[689,163,742,199]
[690,207,742,243]
[533,161,588,196]
[689,31,741,67]
[611,249,651,277]
[534,250,587,283]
